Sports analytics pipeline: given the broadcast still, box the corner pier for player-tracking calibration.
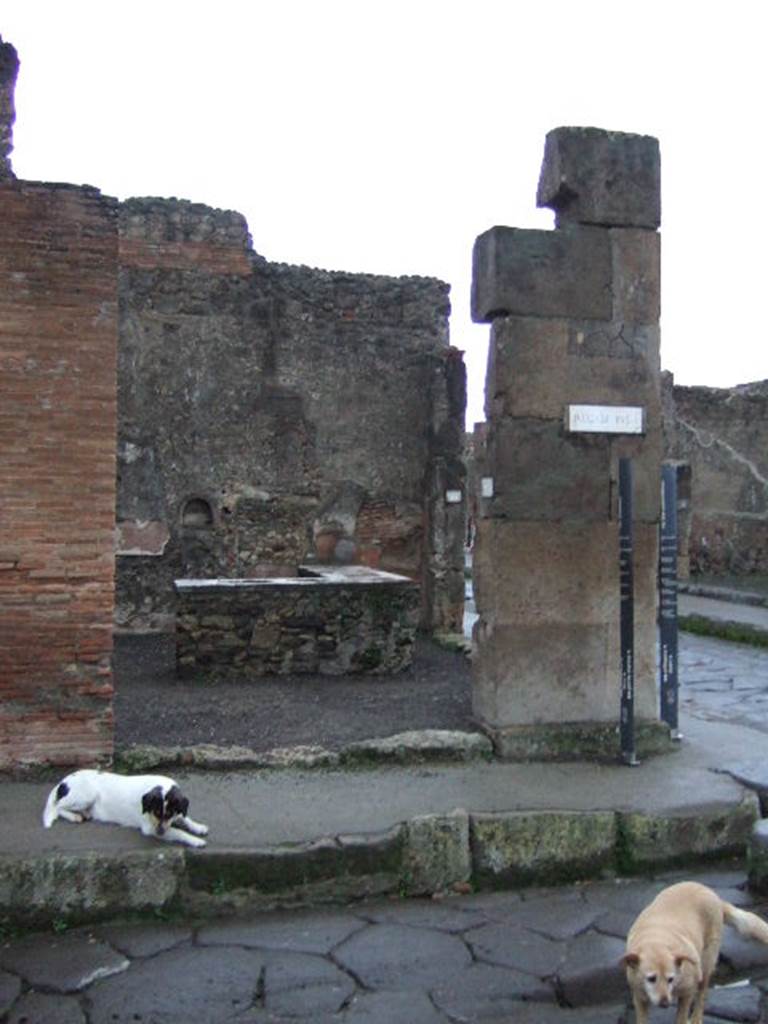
[470,127,666,760]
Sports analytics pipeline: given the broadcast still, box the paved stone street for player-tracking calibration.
[1,869,768,1022]
[680,633,768,734]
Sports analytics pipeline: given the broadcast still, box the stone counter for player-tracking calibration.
[175,565,419,676]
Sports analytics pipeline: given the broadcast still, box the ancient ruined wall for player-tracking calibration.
[176,568,419,677]
[0,182,118,769]
[116,199,465,632]
[0,36,18,182]
[665,377,768,575]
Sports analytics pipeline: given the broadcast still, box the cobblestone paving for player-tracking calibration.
[1,871,768,1022]
[680,633,768,734]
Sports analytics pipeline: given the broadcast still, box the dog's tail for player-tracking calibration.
[42,781,66,828]
[722,900,768,944]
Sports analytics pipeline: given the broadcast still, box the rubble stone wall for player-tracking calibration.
[0,182,118,770]
[175,567,419,676]
[116,198,466,634]
[665,378,768,576]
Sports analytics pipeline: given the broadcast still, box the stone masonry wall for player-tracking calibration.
[0,181,118,770]
[0,36,18,182]
[175,567,419,676]
[664,377,768,575]
[117,198,466,634]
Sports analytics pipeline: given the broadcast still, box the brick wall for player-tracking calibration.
[0,182,118,770]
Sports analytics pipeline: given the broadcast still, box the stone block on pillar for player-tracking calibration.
[537,127,660,229]
[485,419,611,522]
[471,224,611,323]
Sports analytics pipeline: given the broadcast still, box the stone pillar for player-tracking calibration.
[0,36,19,181]
[470,127,666,760]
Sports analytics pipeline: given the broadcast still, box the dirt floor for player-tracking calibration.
[113,634,474,754]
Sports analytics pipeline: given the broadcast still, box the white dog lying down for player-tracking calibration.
[42,769,209,848]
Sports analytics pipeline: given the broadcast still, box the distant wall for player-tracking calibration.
[664,377,768,576]
[116,199,466,634]
[0,182,118,769]
[0,36,18,181]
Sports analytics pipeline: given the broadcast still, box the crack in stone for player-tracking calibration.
[679,418,768,490]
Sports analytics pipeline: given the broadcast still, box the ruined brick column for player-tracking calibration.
[0,179,119,769]
[0,35,19,181]
[470,127,666,760]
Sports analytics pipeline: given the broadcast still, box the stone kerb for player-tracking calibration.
[470,126,664,760]
[174,565,419,676]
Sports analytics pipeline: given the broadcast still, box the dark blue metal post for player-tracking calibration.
[659,464,682,738]
[619,458,639,765]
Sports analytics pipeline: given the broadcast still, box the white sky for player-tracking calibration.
[2,1,765,426]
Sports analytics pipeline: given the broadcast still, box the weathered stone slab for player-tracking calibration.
[431,960,555,1016]
[337,990,448,1023]
[0,849,184,923]
[185,827,405,899]
[610,227,661,322]
[617,792,760,872]
[484,720,672,763]
[471,224,612,323]
[261,949,356,1016]
[5,992,86,1024]
[0,970,21,1017]
[706,983,764,1022]
[484,418,611,521]
[472,518,621,625]
[402,809,471,895]
[489,318,659,398]
[197,908,363,954]
[537,126,661,229]
[92,922,191,960]
[470,810,615,887]
[334,922,472,991]
[342,730,493,765]
[719,761,768,812]
[486,316,569,420]
[0,933,128,993]
[556,930,627,1006]
[465,918,565,976]
[473,622,618,729]
[86,946,267,1024]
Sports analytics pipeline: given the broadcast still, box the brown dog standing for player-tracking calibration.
[622,881,768,1023]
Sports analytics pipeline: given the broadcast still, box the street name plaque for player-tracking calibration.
[566,405,645,435]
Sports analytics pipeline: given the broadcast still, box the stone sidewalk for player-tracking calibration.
[1,628,768,927]
[1,867,767,1022]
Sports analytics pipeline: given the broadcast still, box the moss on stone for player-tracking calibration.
[679,614,768,649]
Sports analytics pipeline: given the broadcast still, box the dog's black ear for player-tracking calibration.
[141,785,165,817]
[165,785,189,818]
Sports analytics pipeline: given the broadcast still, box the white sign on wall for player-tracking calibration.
[565,405,645,435]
